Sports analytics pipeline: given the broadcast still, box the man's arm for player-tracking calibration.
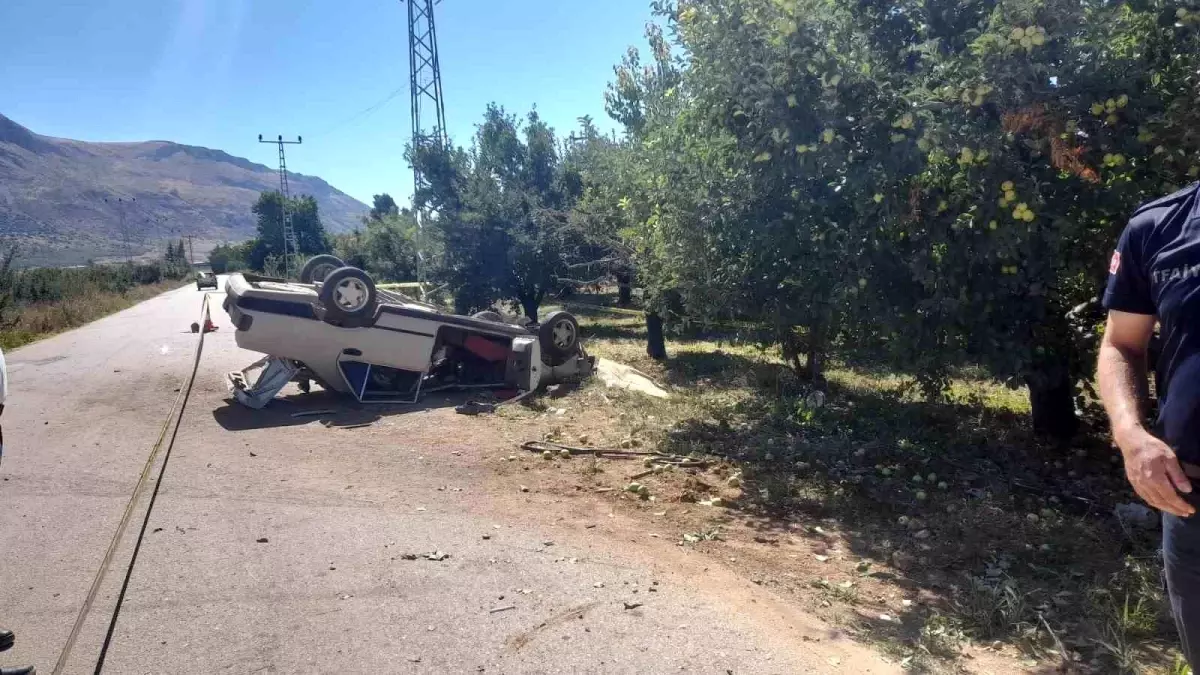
[1098,310,1194,516]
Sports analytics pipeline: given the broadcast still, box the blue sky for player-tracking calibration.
[0,0,654,205]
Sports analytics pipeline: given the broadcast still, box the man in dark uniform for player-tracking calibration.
[1099,182,1200,666]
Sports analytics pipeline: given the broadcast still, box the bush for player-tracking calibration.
[0,254,190,328]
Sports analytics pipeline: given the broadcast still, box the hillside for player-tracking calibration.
[0,114,369,267]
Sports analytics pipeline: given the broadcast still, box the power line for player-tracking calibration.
[312,86,407,138]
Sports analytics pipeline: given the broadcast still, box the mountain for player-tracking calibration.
[0,113,369,267]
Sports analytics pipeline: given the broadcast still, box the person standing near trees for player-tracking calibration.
[1099,183,1200,667]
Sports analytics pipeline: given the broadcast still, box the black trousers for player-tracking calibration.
[1165,510,1200,666]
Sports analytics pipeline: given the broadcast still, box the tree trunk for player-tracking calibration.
[1027,368,1078,440]
[806,321,826,386]
[616,272,632,306]
[646,312,667,360]
[521,295,540,323]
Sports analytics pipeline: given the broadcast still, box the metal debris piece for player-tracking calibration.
[229,357,299,409]
[456,389,538,416]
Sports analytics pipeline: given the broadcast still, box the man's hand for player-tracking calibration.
[1118,427,1195,517]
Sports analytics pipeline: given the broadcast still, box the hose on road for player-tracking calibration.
[52,294,213,675]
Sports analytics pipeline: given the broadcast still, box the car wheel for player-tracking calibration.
[300,254,346,284]
[472,311,504,323]
[319,266,378,325]
[538,311,580,359]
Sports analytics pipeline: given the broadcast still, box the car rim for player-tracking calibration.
[334,278,369,311]
[552,320,576,349]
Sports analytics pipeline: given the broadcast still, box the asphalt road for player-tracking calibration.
[0,278,899,674]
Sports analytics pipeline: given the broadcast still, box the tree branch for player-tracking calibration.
[566,257,623,270]
[557,275,609,287]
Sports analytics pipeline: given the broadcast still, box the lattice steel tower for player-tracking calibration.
[407,0,448,177]
[258,134,302,279]
[406,0,447,283]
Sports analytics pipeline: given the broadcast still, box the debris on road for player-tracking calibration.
[623,601,643,610]
[456,389,538,416]
[456,400,498,416]
[425,551,451,561]
[520,441,706,473]
[256,537,269,543]
[290,409,338,418]
[490,605,517,614]
[596,359,669,398]
[323,420,373,430]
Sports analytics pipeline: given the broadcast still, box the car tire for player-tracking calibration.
[538,311,580,359]
[472,311,505,323]
[300,255,346,284]
[319,266,378,326]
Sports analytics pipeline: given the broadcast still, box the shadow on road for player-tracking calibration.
[211,388,467,431]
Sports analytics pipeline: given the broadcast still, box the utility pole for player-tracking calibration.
[103,196,134,263]
[405,0,448,284]
[258,134,302,279]
[186,234,195,266]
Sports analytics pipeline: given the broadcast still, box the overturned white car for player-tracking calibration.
[222,255,593,408]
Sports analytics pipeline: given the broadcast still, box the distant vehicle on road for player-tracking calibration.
[222,255,593,407]
[196,271,217,290]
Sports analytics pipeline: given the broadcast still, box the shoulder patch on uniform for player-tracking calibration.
[1132,182,1200,216]
[1110,251,1121,274]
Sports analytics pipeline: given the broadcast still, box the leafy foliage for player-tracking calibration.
[367,193,400,222]
[411,105,588,320]
[248,191,329,270]
[330,210,421,282]
[389,0,1200,434]
[560,0,1200,433]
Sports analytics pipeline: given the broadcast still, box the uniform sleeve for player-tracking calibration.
[1102,218,1156,315]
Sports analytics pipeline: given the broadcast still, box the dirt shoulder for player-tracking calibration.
[474,387,1032,675]
[455,297,1182,675]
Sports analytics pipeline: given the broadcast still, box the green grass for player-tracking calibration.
[570,294,1182,674]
